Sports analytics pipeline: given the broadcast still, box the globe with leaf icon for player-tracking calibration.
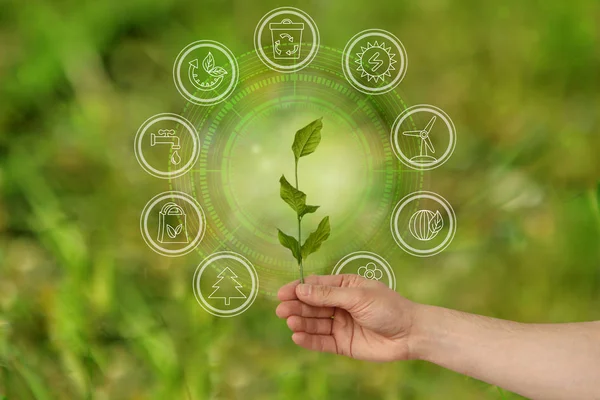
[409,209,443,241]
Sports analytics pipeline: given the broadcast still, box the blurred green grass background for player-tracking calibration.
[1,0,599,399]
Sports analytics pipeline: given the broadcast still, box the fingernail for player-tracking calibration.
[297,284,311,296]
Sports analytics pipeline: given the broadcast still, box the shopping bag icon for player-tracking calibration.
[157,202,189,244]
[269,19,304,60]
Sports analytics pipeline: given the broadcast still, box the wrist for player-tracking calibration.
[407,304,443,361]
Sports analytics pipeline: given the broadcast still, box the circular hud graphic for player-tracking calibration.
[166,47,427,294]
[136,10,460,299]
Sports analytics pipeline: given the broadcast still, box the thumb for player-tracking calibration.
[296,283,362,309]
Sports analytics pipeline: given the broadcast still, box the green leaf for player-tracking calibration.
[292,118,323,161]
[280,175,306,216]
[299,204,319,218]
[301,216,331,260]
[278,229,301,263]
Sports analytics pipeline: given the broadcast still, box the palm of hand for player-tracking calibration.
[276,275,416,362]
[329,288,412,362]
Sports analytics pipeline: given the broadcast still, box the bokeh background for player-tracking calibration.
[1,0,599,399]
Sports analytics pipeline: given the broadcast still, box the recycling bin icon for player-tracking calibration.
[269,18,304,60]
[157,202,189,244]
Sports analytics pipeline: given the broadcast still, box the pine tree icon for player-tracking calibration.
[208,267,247,305]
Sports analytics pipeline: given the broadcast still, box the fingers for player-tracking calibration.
[295,283,363,310]
[276,300,335,318]
[292,332,338,354]
[278,276,363,356]
[277,280,300,301]
[287,316,333,335]
[277,275,349,301]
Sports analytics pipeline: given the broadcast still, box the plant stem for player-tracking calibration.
[295,159,304,283]
[298,216,303,283]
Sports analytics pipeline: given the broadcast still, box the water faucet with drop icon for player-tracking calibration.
[150,129,182,165]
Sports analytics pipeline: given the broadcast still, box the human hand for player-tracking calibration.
[276,274,420,362]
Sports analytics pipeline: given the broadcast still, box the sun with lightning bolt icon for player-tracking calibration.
[355,41,397,83]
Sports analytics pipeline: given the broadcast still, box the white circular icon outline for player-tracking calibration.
[254,7,320,73]
[134,113,200,179]
[173,40,239,106]
[140,191,206,257]
[331,251,396,290]
[193,251,259,317]
[391,105,457,170]
[391,191,456,257]
[342,29,408,95]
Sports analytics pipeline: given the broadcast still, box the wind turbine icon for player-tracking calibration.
[402,115,437,163]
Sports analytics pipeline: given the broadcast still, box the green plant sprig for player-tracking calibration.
[277,118,331,283]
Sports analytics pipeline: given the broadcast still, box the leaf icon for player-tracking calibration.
[429,210,444,235]
[208,66,228,77]
[202,52,215,73]
[167,224,181,239]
